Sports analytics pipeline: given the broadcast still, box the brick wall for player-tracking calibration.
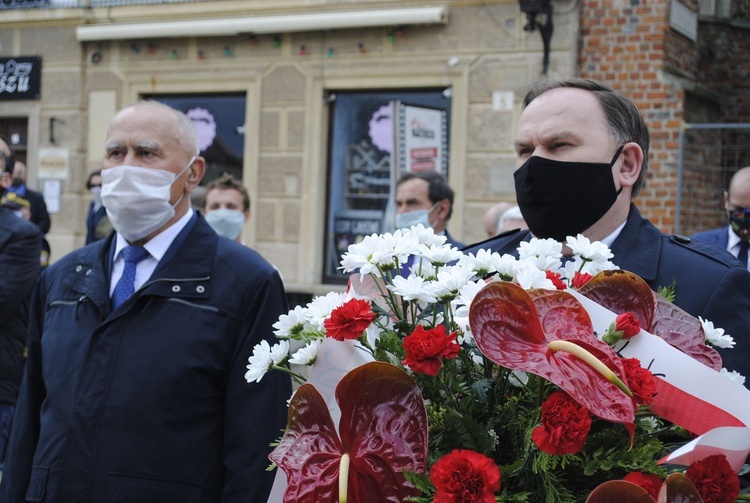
[579,0,690,233]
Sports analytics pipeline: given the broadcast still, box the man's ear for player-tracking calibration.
[616,142,643,189]
[724,190,730,212]
[186,156,206,190]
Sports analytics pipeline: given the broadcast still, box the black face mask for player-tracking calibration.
[11,178,23,187]
[728,208,750,241]
[514,146,624,242]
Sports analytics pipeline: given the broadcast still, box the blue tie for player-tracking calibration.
[112,245,150,308]
[739,240,749,268]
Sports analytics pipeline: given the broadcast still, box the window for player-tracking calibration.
[146,93,247,185]
[323,89,451,283]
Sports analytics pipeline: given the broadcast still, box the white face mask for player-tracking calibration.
[205,208,245,241]
[394,202,439,230]
[101,157,195,242]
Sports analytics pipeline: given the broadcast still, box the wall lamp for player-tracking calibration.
[518,0,553,74]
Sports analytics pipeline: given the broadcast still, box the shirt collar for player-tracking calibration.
[600,219,627,249]
[727,225,742,250]
[113,208,194,262]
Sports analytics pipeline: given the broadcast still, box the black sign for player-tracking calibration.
[0,0,52,10]
[0,56,42,100]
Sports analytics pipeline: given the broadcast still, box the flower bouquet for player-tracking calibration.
[248,224,750,502]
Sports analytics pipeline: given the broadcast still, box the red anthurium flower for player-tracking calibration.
[620,357,656,406]
[623,471,663,499]
[402,325,461,376]
[430,449,501,503]
[578,270,722,371]
[469,282,634,423]
[269,362,428,503]
[532,390,592,455]
[685,454,740,503]
[324,298,376,341]
[545,270,567,290]
[571,271,593,289]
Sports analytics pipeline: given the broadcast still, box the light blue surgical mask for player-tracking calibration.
[394,202,439,230]
[205,208,245,241]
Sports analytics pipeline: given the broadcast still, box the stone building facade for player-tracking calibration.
[0,0,748,297]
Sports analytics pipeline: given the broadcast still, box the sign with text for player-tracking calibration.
[38,148,69,179]
[0,56,42,100]
[395,102,447,176]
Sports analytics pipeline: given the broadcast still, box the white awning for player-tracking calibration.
[76,5,448,41]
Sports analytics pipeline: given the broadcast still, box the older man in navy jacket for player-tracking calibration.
[464,79,750,383]
[1,101,290,502]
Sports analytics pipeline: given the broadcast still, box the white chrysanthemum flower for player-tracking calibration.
[339,233,387,275]
[514,261,556,290]
[306,292,346,331]
[289,339,322,365]
[720,368,746,386]
[405,257,437,280]
[388,275,438,303]
[272,305,309,338]
[421,244,464,266]
[245,340,273,383]
[699,317,735,348]
[270,340,290,365]
[561,257,618,282]
[432,264,476,302]
[407,223,448,247]
[490,253,518,280]
[566,234,614,263]
[458,248,498,277]
[518,238,562,271]
[452,279,489,337]
[638,416,659,431]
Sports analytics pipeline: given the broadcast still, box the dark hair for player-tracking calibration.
[205,173,250,212]
[0,134,15,175]
[522,78,650,196]
[86,170,102,189]
[396,171,455,219]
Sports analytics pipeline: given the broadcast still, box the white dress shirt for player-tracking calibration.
[109,209,194,296]
[726,226,750,270]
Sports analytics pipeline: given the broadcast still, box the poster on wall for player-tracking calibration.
[0,56,42,101]
[324,91,451,284]
[395,102,448,177]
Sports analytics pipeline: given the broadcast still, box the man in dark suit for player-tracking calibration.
[463,79,750,381]
[395,171,465,248]
[0,147,42,465]
[692,166,750,269]
[0,153,51,266]
[1,101,290,502]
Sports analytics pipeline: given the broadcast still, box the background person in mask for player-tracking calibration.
[394,171,465,248]
[84,170,112,244]
[464,78,750,382]
[0,101,290,502]
[0,146,41,469]
[0,143,51,267]
[203,173,250,244]
[691,166,750,269]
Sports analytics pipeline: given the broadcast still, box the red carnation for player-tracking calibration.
[685,454,740,503]
[615,312,640,339]
[623,472,662,499]
[546,270,567,290]
[402,325,460,376]
[621,357,656,406]
[430,449,501,503]
[323,298,376,341]
[571,271,593,289]
[532,390,592,455]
